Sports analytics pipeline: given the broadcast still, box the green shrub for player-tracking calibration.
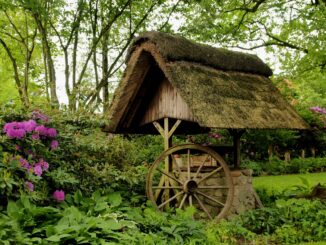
[262,157,287,175]
[287,157,326,174]
[237,199,326,243]
[205,219,256,244]
[240,160,263,176]
[255,188,280,206]
[242,157,326,176]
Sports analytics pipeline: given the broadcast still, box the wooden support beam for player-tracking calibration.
[229,129,245,169]
[168,119,182,138]
[153,121,164,137]
[164,118,170,208]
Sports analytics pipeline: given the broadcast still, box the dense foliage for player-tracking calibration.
[0,107,325,244]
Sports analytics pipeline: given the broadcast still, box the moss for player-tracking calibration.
[127,31,273,76]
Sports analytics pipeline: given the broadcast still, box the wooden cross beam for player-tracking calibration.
[153,118,182,208]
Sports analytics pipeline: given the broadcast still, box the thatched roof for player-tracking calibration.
[106,31,308,134]
[126,32,273,77]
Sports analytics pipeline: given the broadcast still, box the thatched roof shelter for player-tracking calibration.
[106,31,308,134]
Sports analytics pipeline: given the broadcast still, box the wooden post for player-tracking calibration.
[153,118,182,206]
[164,118,170,170]
[229,129,245,169]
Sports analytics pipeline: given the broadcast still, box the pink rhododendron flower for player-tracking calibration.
[47,128,57,138]
[22,120,37,132]
[6,128,26,139]
[209,133,222,139]
[34,164,43,176]
[25,181,34,192]
[3,121,38,139]
[50,140,59,150]
[38,158,49,171]
[310,106,326,114]
[31,134,40,140]
[43,161,49,171]
[32,110,49,122]
[53,190,65,202]
[19,158,30,169]
[34,125,47,136]
[3,122,19,132]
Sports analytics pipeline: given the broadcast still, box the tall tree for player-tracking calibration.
[180,1,326,75]
[0,4,40,107]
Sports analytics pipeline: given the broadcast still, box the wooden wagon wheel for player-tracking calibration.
[146,143,234,220]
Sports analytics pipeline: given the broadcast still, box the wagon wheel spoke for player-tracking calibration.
[197,186,229,189]
[193,193,213,220]
[171,155,182,176]
[187,149,191,180]
[157,168,183,185]
[154,176,165,200]
[179,193,188,209]
[196,190,225,207]
[188,194,193,206]
[196,166,223,185]
[193,154,209,180]
[158,191,184,209]
[152,186,183,189]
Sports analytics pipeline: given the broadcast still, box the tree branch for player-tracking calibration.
[85,1,157,106]
[4,11,25,43]
[76,0,132,87]
[159,0,182,31]
[258,21,309,53]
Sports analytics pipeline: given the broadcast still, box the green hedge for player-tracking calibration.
[241,157,326,176]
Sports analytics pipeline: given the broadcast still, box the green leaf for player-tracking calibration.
[97,219,122,231]
[47,234,71,242]
[74,190,83,204]
[107,193,122,207]
[19,195,31,210]
[299,177,309,187]
[6,201,20,218]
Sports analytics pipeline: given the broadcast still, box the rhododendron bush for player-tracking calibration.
[0,107,148,206]
[0,110,65,204]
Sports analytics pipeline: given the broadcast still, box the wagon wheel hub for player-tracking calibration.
[146,143,234,220]
[184,180,198,194]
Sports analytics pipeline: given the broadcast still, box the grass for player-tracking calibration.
[253,172,326,193]
[299,243,326,245]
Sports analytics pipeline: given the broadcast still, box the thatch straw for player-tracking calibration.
[165,61,308,129]
[127,31,273,77]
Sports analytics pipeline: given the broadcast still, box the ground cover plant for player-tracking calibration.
[0,108,325,244]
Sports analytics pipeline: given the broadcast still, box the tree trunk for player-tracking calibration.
[102,30,109,113]
[301,149,305,158]
[311,147,316,157]
[284,151,291,162]
[33,13,59,107]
